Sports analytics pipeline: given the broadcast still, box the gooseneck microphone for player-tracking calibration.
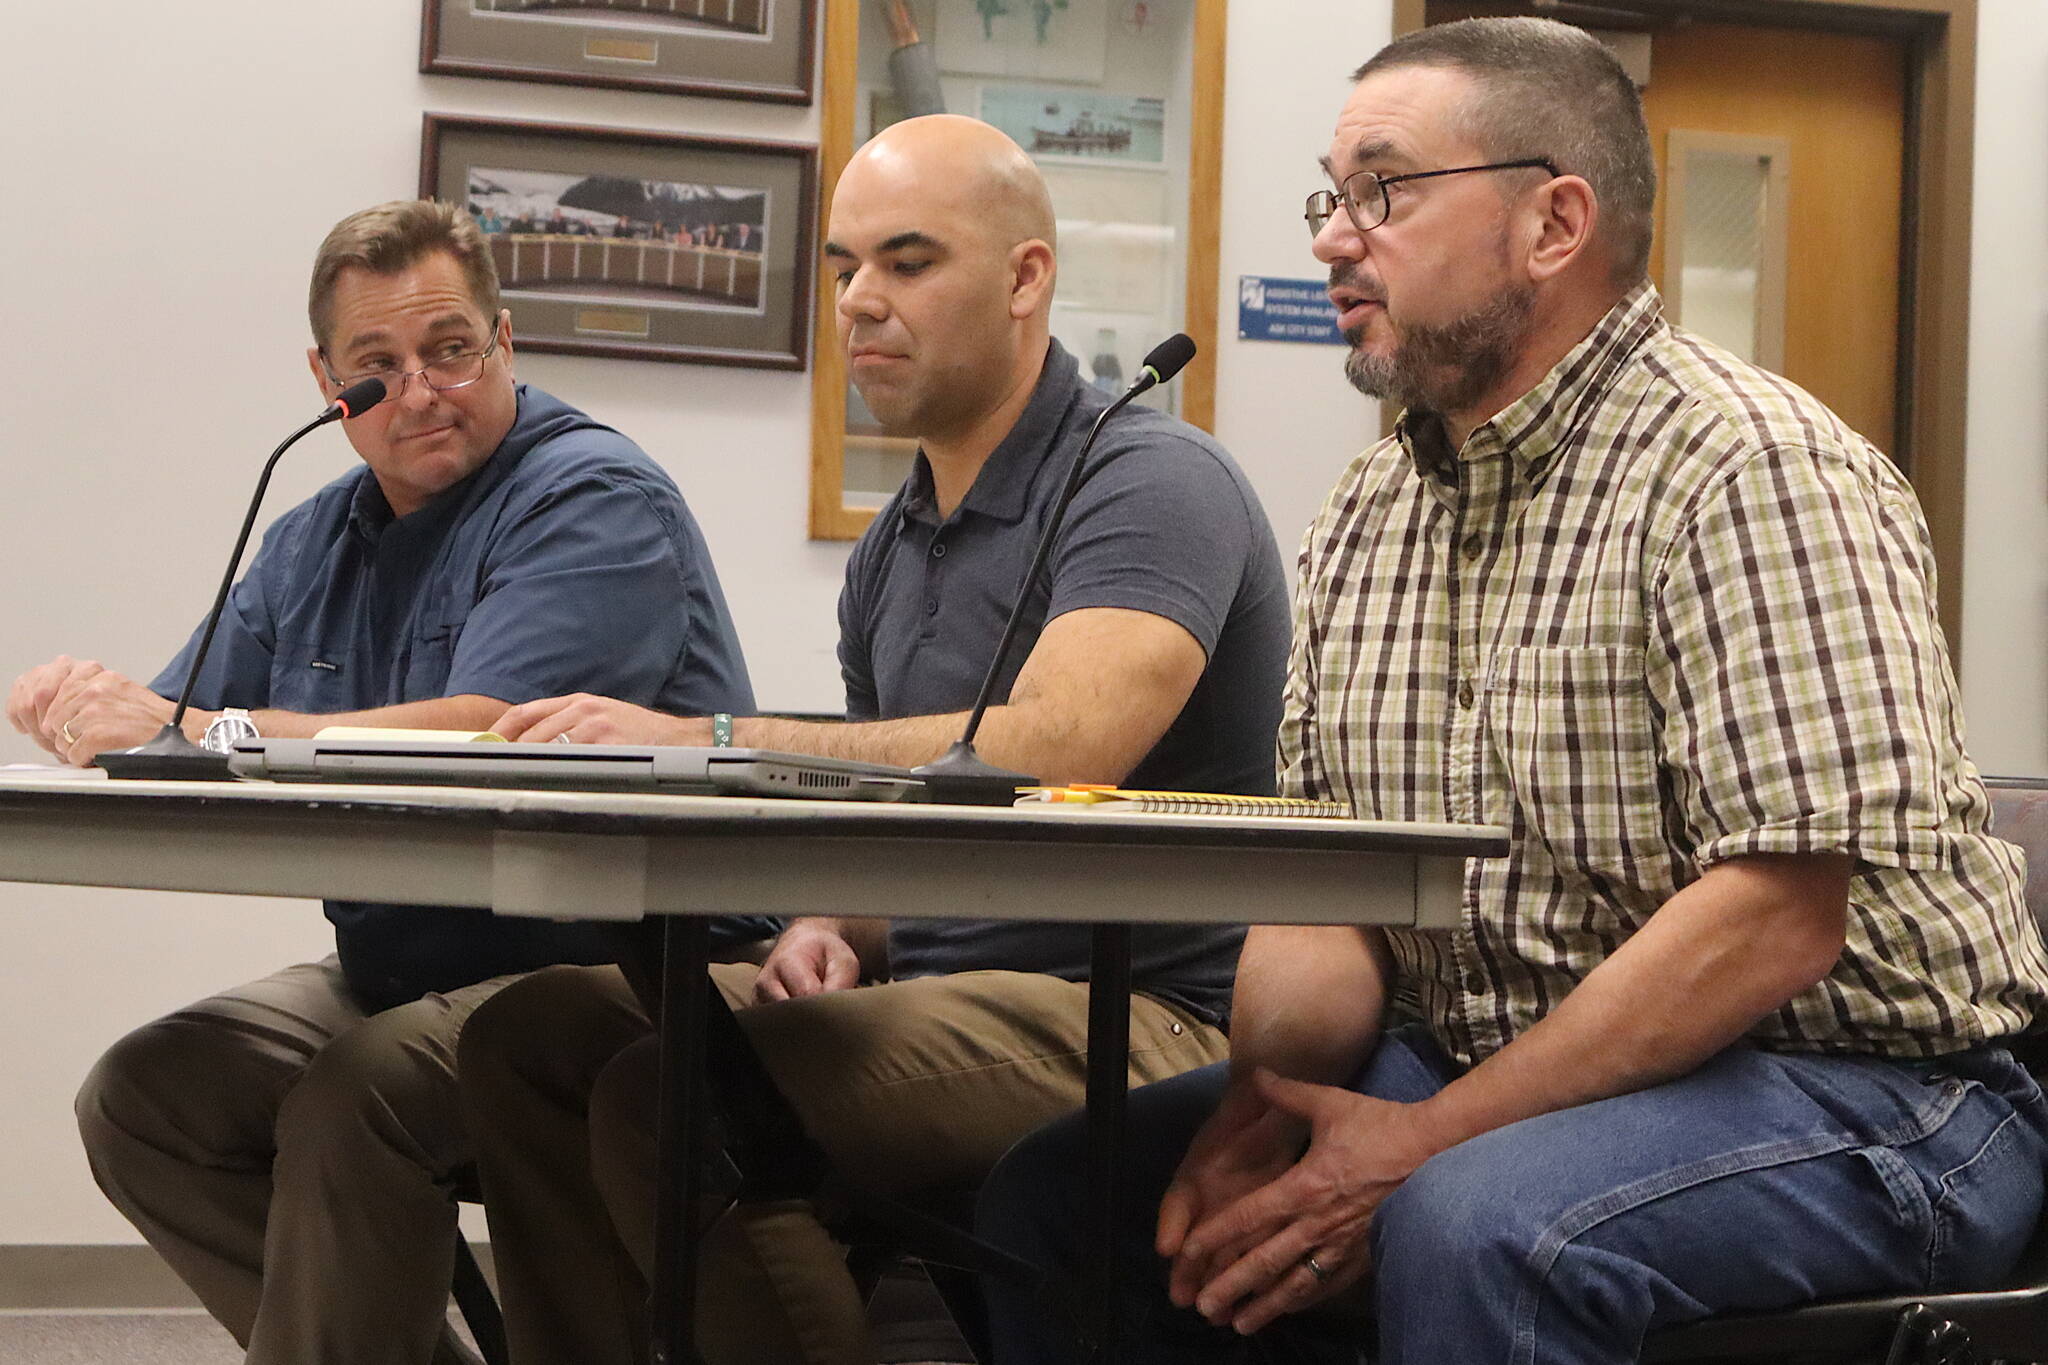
[98,377,389,780]
[912,335,1199,805]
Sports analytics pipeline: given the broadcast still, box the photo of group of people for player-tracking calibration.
[467,167,770,309]
[469,0,770,38]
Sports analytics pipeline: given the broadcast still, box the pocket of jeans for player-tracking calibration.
[1927,1105,2043,1287]
[1484,646,1669,886]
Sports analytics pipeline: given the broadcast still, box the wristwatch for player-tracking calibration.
[202,707,261,755]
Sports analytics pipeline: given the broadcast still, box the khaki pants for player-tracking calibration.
[458,962,1230,1365]
[73,956,517,1365]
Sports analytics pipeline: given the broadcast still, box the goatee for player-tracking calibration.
[1345,281,1536,416]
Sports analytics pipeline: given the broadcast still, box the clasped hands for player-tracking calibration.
[1159,1070,1443,1336]
[6,657,201,766]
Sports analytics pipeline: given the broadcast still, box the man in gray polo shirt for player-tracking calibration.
[459,114,1289,1365]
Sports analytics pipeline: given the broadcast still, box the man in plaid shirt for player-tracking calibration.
[977,17,2048,1363]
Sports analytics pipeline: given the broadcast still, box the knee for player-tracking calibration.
[272,1009,448,1158]
[977,1105,1092,1256]
[75,1016,213,1160]
[1374,1134,1550,1289]
[457,964,644,1104]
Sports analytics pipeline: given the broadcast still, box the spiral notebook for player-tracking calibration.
[1020,785,1354,818]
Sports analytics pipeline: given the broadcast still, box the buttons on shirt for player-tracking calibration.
[930,542,947,559]
[925,598,940,616]
[1457,680,1474,710]
[1461,533,1486,561]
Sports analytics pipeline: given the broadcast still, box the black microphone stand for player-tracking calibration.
[98,379,388,781]
[912,336,1196,805]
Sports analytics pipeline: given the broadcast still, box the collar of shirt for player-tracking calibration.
[346,384,536,547]
[899,339,1086,529]
[1396,282,1666,503]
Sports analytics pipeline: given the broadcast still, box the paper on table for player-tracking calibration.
[2,763,108,780]
[312,727,507,743]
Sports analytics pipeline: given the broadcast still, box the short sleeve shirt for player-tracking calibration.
[840,342,1292,1025]
[1282,284,2048,1065]
[153,384,757,1010]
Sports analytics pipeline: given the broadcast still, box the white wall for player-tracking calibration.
[1957,0,2048,775]
[0,0,1383,1245]
[2,0,2041,1249]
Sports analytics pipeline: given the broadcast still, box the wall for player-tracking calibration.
[2,0,2040,1250]
[0,0,1385,1246]
[1957,0,2048,775]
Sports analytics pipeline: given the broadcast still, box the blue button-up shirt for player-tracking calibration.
[154,384,756,1010]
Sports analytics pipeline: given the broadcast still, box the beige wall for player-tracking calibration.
[1,0,2040,1246]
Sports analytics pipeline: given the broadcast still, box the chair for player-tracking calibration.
[450,1171,510,1365]
[1641,776,2048,1365]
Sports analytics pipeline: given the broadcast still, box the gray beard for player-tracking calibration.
[1344,281,1536,416]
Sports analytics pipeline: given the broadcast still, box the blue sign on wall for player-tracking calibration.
[1236,275,1346,345]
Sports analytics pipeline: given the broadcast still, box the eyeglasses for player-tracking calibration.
[1304,159,1559,237]
[322,330,501,400]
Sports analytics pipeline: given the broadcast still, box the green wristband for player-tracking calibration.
[712,712,735,748]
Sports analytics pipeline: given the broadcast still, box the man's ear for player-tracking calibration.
[1010,239,1057,320]
[496,309,515,372]
[1525,174,1600,284]
[307,346,338,399]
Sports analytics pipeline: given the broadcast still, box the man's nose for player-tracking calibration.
[1311,209,1365,266]
[837,267,886,322]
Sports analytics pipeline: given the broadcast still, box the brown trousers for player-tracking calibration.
[73,956,518,1365]
[458,962,1230,1365]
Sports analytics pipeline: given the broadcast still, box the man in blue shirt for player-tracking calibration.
[460,116,1291,1365]
[6,199,753,1365]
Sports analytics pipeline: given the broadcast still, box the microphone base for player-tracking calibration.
[96,724,233,782]
[910,741,1037,807]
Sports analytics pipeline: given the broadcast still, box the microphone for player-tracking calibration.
[912,335,1197,805]
[98,378,389,780]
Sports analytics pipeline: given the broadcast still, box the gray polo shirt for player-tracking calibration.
[838,341,1289,1025]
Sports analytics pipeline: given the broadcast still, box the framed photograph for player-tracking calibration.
[808,0,1226,539]
[421,0,818,105]
[421,114,816,369]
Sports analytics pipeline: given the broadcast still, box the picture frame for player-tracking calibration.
[421,114,817,369]
[421,0,819,105]
[808,0,1227,539]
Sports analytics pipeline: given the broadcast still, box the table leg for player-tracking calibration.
[650,915,710,1365]
[1086,923,1133,1363]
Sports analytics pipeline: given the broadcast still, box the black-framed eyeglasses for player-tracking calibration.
[321,328,502,400]
[1304,158,1559,237]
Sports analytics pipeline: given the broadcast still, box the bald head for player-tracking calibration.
[823,115,1063,451]
[841,114,1057,254]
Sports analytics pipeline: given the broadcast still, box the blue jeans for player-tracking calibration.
[975,1025,2048,1364]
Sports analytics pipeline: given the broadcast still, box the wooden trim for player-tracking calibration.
[1181,0,1229,434]
[1401,0,1974,651]
[807,0,1233,541]
[805,0,868,540]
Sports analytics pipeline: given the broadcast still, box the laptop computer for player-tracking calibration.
[228,736,922,802]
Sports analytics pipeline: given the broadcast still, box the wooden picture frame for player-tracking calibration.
[807,0,1229,540]
[421,0,819,105]
[421,114,817,369]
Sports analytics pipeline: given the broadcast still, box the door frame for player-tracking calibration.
[1394,0,1977,651]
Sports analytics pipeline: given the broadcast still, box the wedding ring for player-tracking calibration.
[1302,1253,1332,1283]
[551,731,573,745]
[60,720,78,747]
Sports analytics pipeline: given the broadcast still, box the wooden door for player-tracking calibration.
[1426,6,1909,457]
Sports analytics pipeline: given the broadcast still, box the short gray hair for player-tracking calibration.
[1354,17,1656,286]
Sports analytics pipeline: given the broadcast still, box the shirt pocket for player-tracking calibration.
[1484,645,1672,887]
[402,617,466,701]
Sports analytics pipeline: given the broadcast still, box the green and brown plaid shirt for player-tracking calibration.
[1282,283,2048,1066]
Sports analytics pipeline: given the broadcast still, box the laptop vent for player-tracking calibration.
[799,771,854,790]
